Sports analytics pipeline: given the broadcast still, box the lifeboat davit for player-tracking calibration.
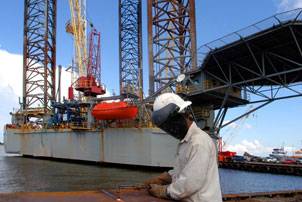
[92,101,138,120]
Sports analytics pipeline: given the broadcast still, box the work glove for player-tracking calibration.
[148,184,170,199]
[144,172,172,186]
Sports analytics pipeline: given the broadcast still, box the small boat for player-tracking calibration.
[269,147,287,159]
[92,101,138,120]
[289,149,302,159]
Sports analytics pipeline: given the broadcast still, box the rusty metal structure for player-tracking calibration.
[22,0,57,121]
[147,0,197,95]
[119,0,143,99]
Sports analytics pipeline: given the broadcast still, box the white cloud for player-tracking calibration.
[227,122,239,129]
[0,48,74,101]
[0,85,19,143]
[0,49,23,142]
[0,49,72,142]
[0,49,23,96]
[224,141,299,157]
[60,67,72,100]
[224,139,273,157]
[223,120,253,130]
[0,48,114,143]
[276,0,302,12]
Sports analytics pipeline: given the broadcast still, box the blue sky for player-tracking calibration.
[0,0,301,155]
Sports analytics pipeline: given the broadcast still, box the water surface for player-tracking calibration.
[1,145,302,194]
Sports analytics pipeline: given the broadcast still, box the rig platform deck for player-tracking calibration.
[4,128,178,168]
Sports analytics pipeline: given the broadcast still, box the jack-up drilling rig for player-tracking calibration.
[4,1,302,167]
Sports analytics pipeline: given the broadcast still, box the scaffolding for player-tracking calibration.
[119,0,143,99]
[22,0,57,122]
[147,0,197,95]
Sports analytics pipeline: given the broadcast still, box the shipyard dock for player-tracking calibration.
[1,189,302,202]
[219,161,302,176]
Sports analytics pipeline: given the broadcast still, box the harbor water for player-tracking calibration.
[1,145,302,194]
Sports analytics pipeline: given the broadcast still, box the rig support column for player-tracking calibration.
[23,0,57,120]
[148,0,197,95]
[119,0,143,99]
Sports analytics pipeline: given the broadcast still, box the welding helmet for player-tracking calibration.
[152,93,192,140]
[153,93,192,113]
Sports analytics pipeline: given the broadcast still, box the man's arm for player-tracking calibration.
[168,168,175,178]
[167,142,210,200]
[144,172,172,186]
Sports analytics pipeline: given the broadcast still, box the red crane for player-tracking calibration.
[70,28,106,98]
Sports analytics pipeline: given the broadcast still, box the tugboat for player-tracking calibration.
[269,147,287,159]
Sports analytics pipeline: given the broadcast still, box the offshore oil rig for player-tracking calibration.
[4,0,302,167]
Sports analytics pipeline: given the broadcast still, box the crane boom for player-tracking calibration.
[67,0,87,77]
[87,28,101,84]
[66,0,105,98]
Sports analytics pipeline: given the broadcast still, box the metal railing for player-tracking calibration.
[197,8,302,67]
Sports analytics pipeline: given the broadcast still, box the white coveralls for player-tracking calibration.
[167,122,222,202]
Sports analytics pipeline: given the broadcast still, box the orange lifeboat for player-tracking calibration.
[92,101,138,120]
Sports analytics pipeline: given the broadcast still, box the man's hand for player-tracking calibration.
[144,172,172,186]
[148,184,169,199]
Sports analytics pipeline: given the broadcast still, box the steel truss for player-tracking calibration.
[23,0,57,119]
[196,9,302,136]
[211,54,302,136]
[148,0,197,95]
[87,28,101,84]
[119,0,143,99]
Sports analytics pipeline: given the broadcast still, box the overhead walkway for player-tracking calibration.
[199,9,302,86]
[179,8,302,133]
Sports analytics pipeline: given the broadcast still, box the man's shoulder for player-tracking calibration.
[190,125,213,147]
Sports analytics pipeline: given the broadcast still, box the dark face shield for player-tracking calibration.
[152,103,189,140]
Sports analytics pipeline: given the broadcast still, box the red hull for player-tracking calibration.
[92,101,138,120]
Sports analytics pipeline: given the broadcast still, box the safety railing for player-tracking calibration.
[197,8,302,67]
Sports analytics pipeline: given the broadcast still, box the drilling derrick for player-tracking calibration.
[119,0,143,99]
[147,0,197,95]
[22,0,57,121]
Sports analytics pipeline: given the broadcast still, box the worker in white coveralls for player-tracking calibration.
[144,93,222,202]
